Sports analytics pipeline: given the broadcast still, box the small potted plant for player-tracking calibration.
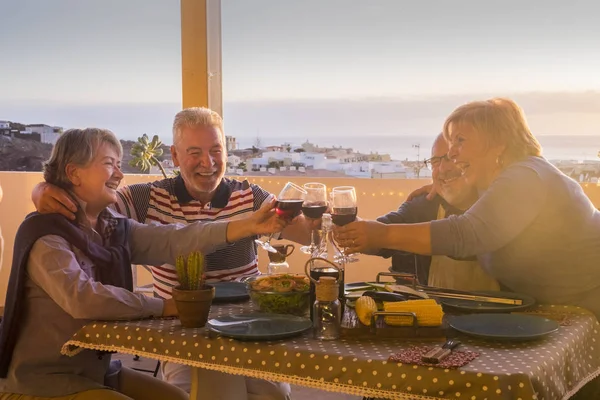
[171,251,215,328]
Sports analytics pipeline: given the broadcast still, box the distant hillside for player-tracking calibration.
[0,136,52,171]
[0,136,171,173]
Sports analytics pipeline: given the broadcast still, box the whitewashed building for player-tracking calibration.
[22,124,63,145]
[225,136,237,151]
[370,162,408,179]
[299,152,328,169]
[227,154,241,167]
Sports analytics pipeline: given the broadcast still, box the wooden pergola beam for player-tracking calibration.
[180,0,222,116]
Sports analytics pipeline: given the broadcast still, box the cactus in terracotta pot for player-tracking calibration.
[175,251,206,290]
[172,251,215,328]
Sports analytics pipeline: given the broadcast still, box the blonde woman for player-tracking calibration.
[336,98,600,319]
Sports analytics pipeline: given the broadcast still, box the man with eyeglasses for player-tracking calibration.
[374,133,499,290]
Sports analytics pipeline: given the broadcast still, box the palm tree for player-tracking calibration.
[129,134,168,178]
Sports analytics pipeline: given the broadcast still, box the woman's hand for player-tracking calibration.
[407,183,436,201]
[32,182,78,220]
[333,220,388,254]
[162,298,178,317]
[226,198,288,242]
[247,197,289,236]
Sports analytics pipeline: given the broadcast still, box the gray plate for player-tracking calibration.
[448,313,559,341]
[212,282,250,303]
[437,290,536,313]
[206,313,312,341]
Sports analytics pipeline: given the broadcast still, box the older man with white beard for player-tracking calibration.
[375,133,499,291]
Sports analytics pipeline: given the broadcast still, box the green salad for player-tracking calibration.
[248,274,310,316]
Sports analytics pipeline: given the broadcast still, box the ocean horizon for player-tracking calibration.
[2,95,599,162]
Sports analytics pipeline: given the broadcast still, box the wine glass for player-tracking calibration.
[330,186,359,263]
[255,182,307,253]
[300,182,328,255]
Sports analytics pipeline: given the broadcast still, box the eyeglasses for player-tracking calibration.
[423,154,450,169]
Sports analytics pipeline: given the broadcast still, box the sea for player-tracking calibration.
[237,134,600,162]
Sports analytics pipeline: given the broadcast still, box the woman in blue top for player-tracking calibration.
[336,98,600,319]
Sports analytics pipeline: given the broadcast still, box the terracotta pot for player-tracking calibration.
[171,285,215,328]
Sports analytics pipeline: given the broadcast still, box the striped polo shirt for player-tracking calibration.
[114,175,272,299]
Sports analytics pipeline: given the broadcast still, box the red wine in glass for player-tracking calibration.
[302,202,328,219]
[331,207,358,226]
[276,200,304,220]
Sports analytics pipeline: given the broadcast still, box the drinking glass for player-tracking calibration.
[300,182,328,255]
[255,182,307,253]
[331,186,359,263]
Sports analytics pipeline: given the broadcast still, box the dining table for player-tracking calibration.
[61,301,600,400]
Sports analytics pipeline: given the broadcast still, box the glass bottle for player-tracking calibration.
[313,276,341,340]
[308,213,345,320]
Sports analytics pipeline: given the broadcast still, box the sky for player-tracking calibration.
[1,0,600,146]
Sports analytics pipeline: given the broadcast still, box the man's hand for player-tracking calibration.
[162,298,178,317]
[406,183,437,201]
[333,220,388,254]
[305,216,322,231]
[32,182,78,220]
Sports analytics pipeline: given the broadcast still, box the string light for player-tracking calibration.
[233,176,600,197]
[229,178,418,197]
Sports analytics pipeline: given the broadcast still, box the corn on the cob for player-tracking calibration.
[383,299,444,327]
[355,296,378,326]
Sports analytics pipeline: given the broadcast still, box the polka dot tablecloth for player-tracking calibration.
[62,303,600,400]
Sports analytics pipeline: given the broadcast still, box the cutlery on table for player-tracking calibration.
[362,290,406,303]
[421,339,461,364]
[376,272,523,305]
[208,318,273,327]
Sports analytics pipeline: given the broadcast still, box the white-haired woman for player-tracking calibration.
[0,128,286,400]
[336,98,600,319]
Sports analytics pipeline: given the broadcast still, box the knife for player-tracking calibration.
[421,339,461,364]
[363,290,407,303]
